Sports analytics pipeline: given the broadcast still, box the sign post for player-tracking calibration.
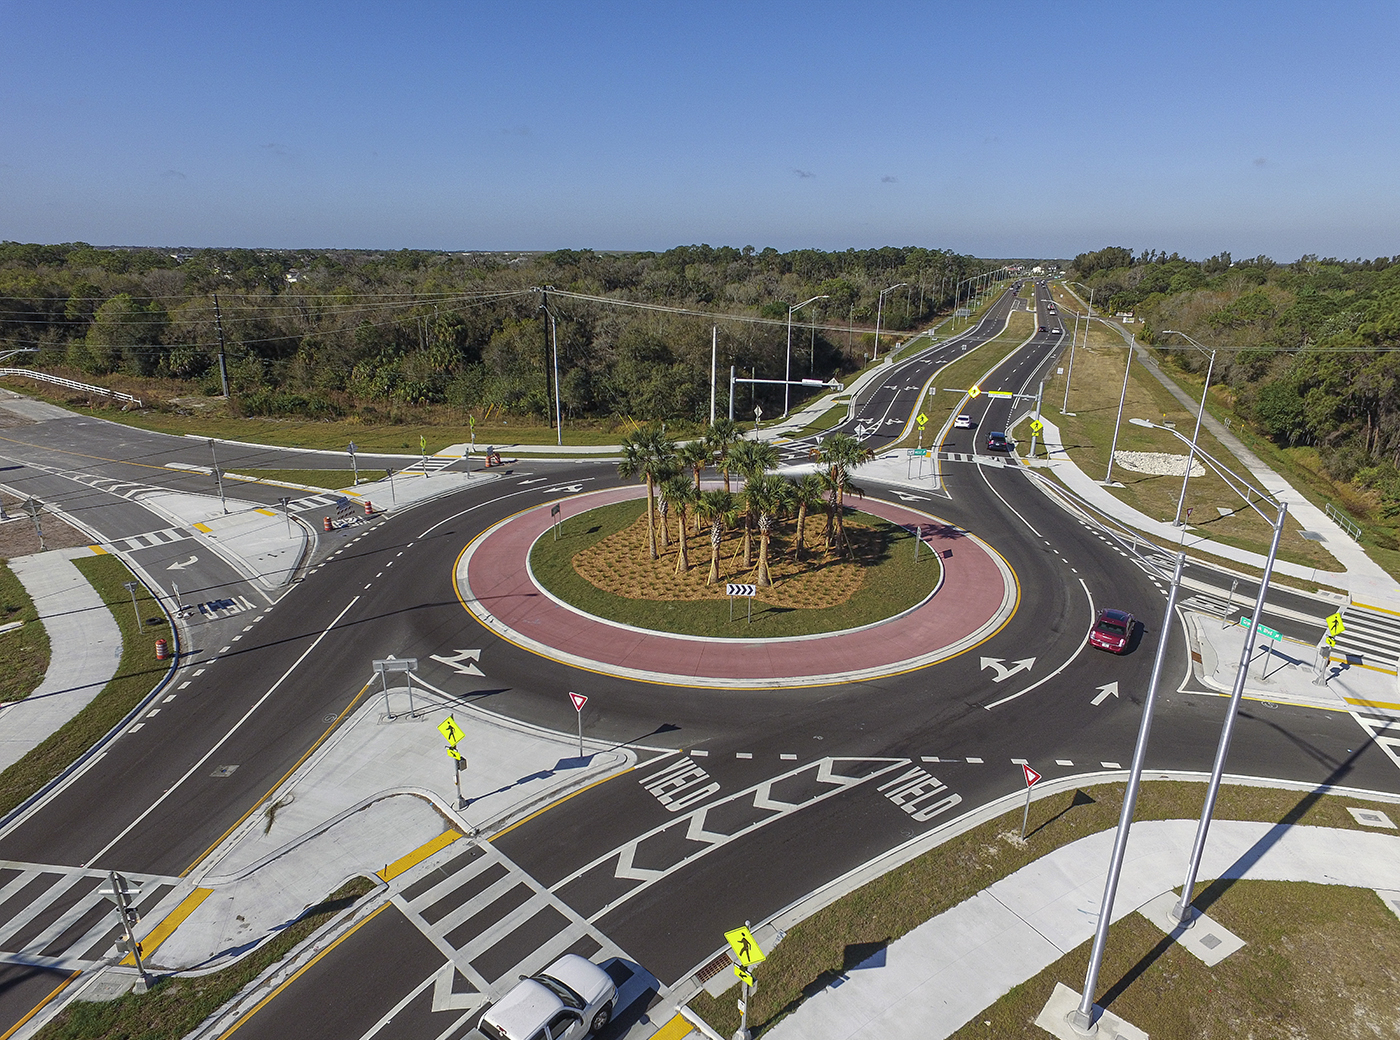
[1019,763,1042,839]
[348,442,359,485]
[1238,617,1282,678]
[1313,634,1334,687]
[440,715,465,807]
[279,496,292,536]
[420,435,429,478]
[727,583,756,623]
[23,497,45,551]
[569,691,587,757]
[101,871,151,992]
[725,924,765,1040]
[123,581,143,632]
[373,657,419,720]
[551,502,562,540]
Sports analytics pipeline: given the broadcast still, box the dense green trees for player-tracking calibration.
[0,241,997,424]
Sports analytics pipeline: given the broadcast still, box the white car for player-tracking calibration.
[954,414,974,429]
[477,955,617,1040]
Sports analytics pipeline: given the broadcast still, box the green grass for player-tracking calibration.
[529,500,941,637]
[229,469,387,490]
[949,880,1399,1040]
[35,877,376,1040]
[0,554,167,817]
[687,780,1398,1038]
[0,560,51,704]
[794,405,849,437]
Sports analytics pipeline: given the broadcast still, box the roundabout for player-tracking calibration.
[454,485,1020,688]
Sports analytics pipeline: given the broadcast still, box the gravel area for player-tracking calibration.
[1112,451,1205,477]
[0,491,92,559]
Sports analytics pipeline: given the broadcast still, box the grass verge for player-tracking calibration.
[530,499,941,637]
[34,876,376,1040]
[1038,323,1337,573]
[229,469,386,491]
[950,879,1399,1039]
[687,779,1396,1038]
[0,560,51,704]
[794,405,849,437]
[0,554,167,817]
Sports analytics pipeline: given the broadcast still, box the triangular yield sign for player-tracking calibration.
[1022,764,1042,787]
[569,691,588,712]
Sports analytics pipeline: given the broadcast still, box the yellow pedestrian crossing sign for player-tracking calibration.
[438,715,464,747]
[1324,634,1337,648]
[734,965,755,986]
[446,746,462,761]
[1326,612,1345,638]
[1030,420,1043,434]
[916,413,928,428]
[725,926,765,966]
[968,385,982,398]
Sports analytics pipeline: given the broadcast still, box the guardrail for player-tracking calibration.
[0,368,143,408]
[1326,502,1362,542]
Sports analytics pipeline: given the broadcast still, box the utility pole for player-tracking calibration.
[24,497,45,551]
[211,293,230,398]
[710,326,718,425]
[539,287,554,431]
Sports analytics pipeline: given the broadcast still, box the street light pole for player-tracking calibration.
[873,283,905,363]
[549,311,563,446]
[1069,551,1187,1034]
[1160,331,1217,527]
[1103,341,1133,485]
[1062,283,1094,414]
[785,295,828,416]
[207,438,227,514]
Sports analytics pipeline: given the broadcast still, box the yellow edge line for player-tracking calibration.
[378,830,462,882]
[492,768,634,842]
[216,902,392,1040]
[120,887,214,965]
[1354,601,1400,617]
[450,501,1021,691]
[0,971,80,1040]
[1344,696,1400,711]
[181,679,375,877]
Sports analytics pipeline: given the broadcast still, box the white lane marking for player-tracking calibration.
[691,749,709,757]
[1056,759,1073,766]
[781,753,797,760]
[194,668,205,676]
[129,723,144,732]
[1011,758,1028,765]
[163,695,177,703]
[84,596,362,866]
[984,578,1097,710]
[1102,761,1121,769]
[178,682,191,690]
[736,752,752,759]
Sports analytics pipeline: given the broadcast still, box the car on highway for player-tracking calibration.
[1038,325,1047,333]
[1089,608,1135,653]
[1052,328,1062,334]
[986,431,1012,451]
[476,954,617,1040]
[954,414,975,429]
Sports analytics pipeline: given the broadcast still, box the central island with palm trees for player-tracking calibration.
[527,420,943,638]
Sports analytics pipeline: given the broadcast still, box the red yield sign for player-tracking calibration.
[569,692,588,713]
[1022,764,1042,787]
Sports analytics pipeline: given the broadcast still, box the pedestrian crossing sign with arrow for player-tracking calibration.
[446,746,462,761]
[438,715,463,746]
[734,965,755,986]
[1030,420,1043,434]
[1326,612,1345,638]
[725,925,765,966]
[968,385,982,398]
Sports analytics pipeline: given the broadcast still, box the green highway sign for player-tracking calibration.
[907,449,929,457]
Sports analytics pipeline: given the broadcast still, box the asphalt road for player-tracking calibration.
[1,286,1396,1038]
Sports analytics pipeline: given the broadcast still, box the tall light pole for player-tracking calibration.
[1160,330,1218,527]
[1103,342,1133,485]
[785,295,828,416]
[1129,418,1289,927]
[549,310,563,446]
[1061,282,1094,414]
[872,283,905,362]
[207,438,227,514]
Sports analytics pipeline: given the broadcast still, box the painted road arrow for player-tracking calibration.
[166,556,199,570]
[1091,681,1119,706]
[430,649,484,676]
[980,657,1036,682]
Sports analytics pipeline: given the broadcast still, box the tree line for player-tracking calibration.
[0,242,1006,425]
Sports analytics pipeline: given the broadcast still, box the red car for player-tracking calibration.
[1090,608,1135,653]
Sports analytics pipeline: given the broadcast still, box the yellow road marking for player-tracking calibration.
[378,830,461,882]
[193,522,212,533]
[182,679,374,877]
[87,544,108,554]
[1345,696,1400,711]
[650,1013,697,1040]
[1354,601,1400,617]
[0,971,80,1040]
[215,902,391,1039]
[255,508,277,516]
[119,887,213,966]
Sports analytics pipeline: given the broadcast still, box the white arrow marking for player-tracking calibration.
[430,649,484,676]
[1091,681,1119,706]
[543,484,584,493]
[166,556,199,570]
[891,491,929,502]
[518,477,548,485]
[980,657,1036,682]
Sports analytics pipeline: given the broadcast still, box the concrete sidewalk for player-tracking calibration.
[136,680,633,972]
[765,817,1400,1040]
[0,547,120,772]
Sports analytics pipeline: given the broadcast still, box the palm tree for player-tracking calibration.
[747,474,790,587]
[813,433,873,558]
[663,474,698,575]
[786,473,826,561]
[696,489,737,585]
[617,424,678,560]
[706,418,743,492]
[678,439,712,533]
[729,439,779,568]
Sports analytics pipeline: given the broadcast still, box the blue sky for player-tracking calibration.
[2,1,1397,259]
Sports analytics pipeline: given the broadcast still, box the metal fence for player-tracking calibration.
[1325,501,1362,542]
[0,368,143,408]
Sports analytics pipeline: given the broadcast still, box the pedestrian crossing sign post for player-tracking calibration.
[438,715,463,746]
[1030,420,1043,435]
[348,442,359,485]
[726,924,764,1040]
[420,435,429,477]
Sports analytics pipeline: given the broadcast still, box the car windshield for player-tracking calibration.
[532,973,584,1009]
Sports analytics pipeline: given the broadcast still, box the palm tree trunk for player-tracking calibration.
[645,478,657,559]
[793,502,808,560]
[707,521,722,584]
[675,507,689,574]
[658,501,670,549]
[756,516,772,586]
[742,511,753,568]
